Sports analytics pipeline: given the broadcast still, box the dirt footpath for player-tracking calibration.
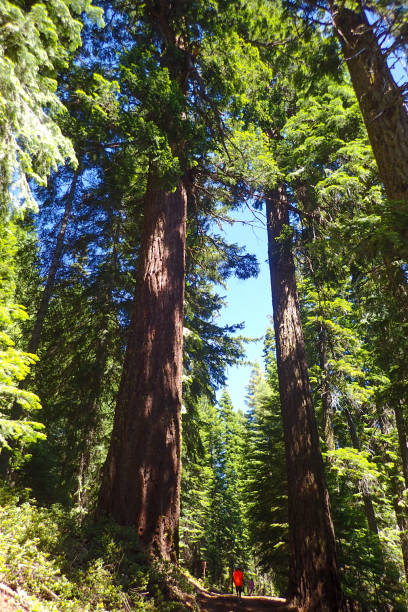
[196,591,297,611]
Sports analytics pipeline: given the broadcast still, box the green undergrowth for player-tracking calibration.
[0,486,197,611]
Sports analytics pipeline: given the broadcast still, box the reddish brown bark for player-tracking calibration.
[98,171,187,561]
[266,186,343,611]
[328,3,408,207]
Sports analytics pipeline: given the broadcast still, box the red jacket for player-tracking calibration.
[233,569,243,587]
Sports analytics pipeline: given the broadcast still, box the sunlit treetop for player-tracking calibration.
[0,0,103,215]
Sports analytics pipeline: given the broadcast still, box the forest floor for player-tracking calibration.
[196,591,296,611]
[0,580,296,612]
[0,583,29,611]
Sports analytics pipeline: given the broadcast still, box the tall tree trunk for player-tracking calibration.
[266,186,343,611]
[328,3,408,207]
[97,170,187,561]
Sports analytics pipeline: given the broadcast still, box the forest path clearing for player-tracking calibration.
[196,591,296,611]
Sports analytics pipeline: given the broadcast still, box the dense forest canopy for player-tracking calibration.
[0,0,407,610]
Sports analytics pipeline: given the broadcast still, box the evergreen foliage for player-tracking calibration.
[0,485,196,610]
[0,0,103,211]
[0,214,44,460]
[244,359,289,594]
[0,0,407,608]
[180,392,249,590]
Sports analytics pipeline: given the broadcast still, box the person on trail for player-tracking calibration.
[247,577,254,596]
[233,568,244,598]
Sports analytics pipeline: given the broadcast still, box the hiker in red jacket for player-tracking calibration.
[233,568,244,598]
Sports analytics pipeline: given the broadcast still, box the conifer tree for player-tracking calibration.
[244,361,289,593]
[293,0,408,226]
[0,0,102,210]
[266,186,343,610]
[280,65,408,604]
[211,6,347,606]
[97,0,265,560]
[181,392,248,588]
[0,0,103,471]
[3,2,408,609]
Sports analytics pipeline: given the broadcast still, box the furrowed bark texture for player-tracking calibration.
[329,3,408,206]
[98,173,187,561]
[266,186,343,611]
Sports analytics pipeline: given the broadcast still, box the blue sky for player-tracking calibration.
[216,206,272,413]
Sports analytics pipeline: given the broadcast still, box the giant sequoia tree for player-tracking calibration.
[266,187,343,611]
[208,6,347,606]
[97,0,247,560]
[97,7,191,557]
